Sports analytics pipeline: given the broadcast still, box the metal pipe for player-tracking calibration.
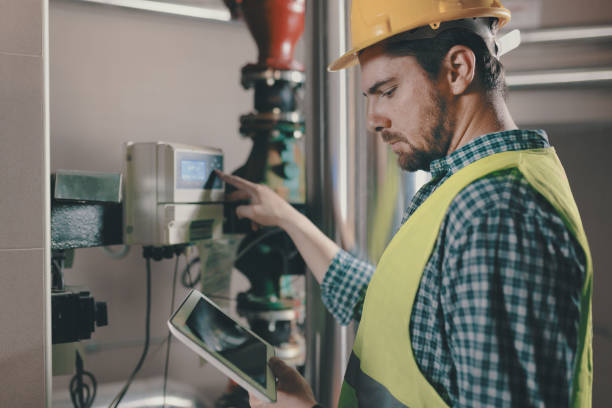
[507,68,612,87]
[521,25,612,44]
[304,1,353,407]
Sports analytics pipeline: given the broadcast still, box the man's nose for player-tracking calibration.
[367,112,391,134]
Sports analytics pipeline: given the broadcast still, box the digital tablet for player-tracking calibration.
[168,289,276,402]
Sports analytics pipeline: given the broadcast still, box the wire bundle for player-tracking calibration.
[69,350,97,408]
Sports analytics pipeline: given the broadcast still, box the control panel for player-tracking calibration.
[124,142,224,246]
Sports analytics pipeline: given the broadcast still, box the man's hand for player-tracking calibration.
[249,357,318,408]
[215,171,297,230]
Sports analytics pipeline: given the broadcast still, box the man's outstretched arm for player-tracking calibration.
[217,171,375,324]
[216,171,340,284]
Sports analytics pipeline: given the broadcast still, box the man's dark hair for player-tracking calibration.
[381,22,507,97]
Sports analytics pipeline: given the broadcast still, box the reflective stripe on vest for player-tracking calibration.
[337,148,593,408]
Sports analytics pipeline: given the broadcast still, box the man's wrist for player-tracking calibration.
[277,204,305,231]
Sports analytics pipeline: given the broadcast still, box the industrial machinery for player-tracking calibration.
[227,0,306,355]
[51,170,120,347]
[50,146,226,407]
[50,2,309,407]
[123,141,225,246]
[216,0,308,406]
[50,170,118,407]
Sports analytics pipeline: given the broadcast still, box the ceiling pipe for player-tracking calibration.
[507,68,612,88]
[521,25,612,44]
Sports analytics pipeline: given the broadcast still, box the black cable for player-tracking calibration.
[181,256,201,288]
[180,228,285,289]
[109,255,152,408]
[162,254,181,408]
[234,228,284,263]
[69,350,97,408]
[51,257,65,291]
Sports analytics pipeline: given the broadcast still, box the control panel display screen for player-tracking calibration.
[176,151,223,190]
[181,160,207,182]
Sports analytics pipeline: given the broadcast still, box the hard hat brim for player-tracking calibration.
[328,50,360,72]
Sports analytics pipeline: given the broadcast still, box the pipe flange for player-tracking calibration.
[275,341,304,361]
[240,123,305,138]
[240,111,304,126]
[241,67,306,89]
[242,128,305,141]
[241,308,297,323]
[240,111,305,136]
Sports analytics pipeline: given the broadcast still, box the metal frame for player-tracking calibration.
[507,68,612,87]
[72,0,233,22]
[521,25,612,44]
[507,24,612,88]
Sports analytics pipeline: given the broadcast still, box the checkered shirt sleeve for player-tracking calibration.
[320,248,374,325]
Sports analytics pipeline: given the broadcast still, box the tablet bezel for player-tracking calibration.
[168,289,276,402]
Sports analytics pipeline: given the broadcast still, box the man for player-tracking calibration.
[218,0,593,406]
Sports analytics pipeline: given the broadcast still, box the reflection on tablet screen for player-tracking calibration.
[186,298,267,387]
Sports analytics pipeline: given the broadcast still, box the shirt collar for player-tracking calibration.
[429,129,550,179]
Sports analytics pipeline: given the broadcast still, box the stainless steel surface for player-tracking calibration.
[304,1,355,407]
[303,2,428,406]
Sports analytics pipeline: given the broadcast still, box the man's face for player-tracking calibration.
[359,46,453,172]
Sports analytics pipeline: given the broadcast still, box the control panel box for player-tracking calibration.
[124,142,224,246]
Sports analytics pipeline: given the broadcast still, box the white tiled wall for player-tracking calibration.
[0,0,49,406]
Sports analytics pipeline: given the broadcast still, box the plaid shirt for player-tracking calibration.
[320,130,586,407]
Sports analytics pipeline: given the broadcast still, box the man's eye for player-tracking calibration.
[382,87,396,97]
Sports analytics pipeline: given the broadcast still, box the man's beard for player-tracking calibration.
[383,90,452,172]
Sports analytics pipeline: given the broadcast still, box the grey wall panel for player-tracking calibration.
[0,0,43,56]
[540,0,612,27]
[50,0,255,174]
[508,87,612,126]
[0,53,45,250]
[0,0,49,405]
[0,249,46,407]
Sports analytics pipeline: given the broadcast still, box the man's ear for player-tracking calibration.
[441,45,476,96]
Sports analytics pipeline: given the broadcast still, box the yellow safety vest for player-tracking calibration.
[338,148,593,407]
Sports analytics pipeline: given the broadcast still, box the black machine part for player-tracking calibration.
[51,172,123,250]
[52,288,108,344]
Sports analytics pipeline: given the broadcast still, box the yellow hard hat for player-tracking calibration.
[328,0,511,71]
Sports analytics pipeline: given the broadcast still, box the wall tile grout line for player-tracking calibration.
[0,248,45,253]
[0,50,41,59]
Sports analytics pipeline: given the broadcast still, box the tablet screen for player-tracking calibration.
[185,298,268,388]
